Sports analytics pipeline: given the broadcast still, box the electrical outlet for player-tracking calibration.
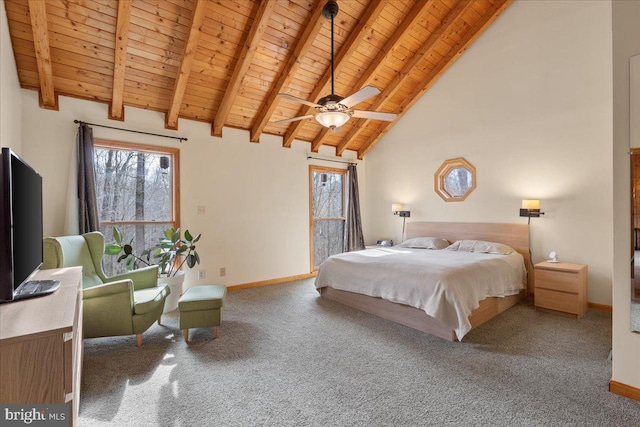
[198,270,206,280]
[197,205,206,215]
[219,267,226,277]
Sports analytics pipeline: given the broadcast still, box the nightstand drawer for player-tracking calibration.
[535,268,579,293]
[535,288,581,314]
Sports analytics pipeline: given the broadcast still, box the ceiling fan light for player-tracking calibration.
[315,111,350,128]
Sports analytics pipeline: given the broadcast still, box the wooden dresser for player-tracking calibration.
[0,267,83,426]
[534,262,588,319]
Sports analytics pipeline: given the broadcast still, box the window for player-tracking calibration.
[434,158,476,202]
[310,166,346,269]
[93,140,180,275]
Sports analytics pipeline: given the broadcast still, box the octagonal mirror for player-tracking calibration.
[434,158,476,202]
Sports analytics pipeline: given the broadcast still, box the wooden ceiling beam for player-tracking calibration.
[165,0,207,130]
[249,0,327,143]
[109,0,131,121]
[309,0,437,154]
[333,0,473,156]
[357,0,513,159]
[282,0,386,148]
[211,1,276,138]
[27,0,57,110]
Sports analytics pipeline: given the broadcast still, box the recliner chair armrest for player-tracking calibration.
[82,280,137,338]
[83,280,134,300]
[107,265,159,291]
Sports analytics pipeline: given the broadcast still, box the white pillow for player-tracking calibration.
[445,239,514,255]
[396,237,450,250]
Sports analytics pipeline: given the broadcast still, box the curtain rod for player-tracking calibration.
[307,155,356,165]
[74,120,187,142]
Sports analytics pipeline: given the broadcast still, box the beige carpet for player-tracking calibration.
[78,279,640,426]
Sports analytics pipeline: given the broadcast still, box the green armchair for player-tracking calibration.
[42,231,169,347]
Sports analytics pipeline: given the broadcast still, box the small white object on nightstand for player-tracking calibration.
[547,251,558,263]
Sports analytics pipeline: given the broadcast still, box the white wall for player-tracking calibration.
[364,0,613,306]
[612,0,640,393]
[0,0,22,152]
[19,91,364,289]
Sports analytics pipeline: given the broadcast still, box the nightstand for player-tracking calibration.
[534,262,588,319]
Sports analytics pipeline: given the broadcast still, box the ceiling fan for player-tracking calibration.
[272,0,397,133]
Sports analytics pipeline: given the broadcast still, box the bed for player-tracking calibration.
[315,222,533,341]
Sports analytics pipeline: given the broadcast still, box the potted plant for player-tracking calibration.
[106,227,201,274]
[105,226,202,312]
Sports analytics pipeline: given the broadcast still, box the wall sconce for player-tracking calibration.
[520,199,544,224]
[392,204,411,240]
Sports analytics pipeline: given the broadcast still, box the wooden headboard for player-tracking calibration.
[405,222,533,293]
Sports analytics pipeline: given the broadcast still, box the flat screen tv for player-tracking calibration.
[0,147,58,303]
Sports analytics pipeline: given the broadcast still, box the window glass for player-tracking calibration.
[310,167,346,269]
[312,171,343,218]
[313,220,345,266]
[443,166,473,197]
[95,149,172,222]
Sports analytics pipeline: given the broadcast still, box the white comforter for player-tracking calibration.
[315,248,527,339]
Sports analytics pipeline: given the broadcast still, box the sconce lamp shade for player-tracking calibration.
[520,199,544,221]
[521,199,540,210]
[392,204,403,214]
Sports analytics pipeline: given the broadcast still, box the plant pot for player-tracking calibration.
[157,270,185,313]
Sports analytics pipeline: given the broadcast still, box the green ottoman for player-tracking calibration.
[178,285,226,343]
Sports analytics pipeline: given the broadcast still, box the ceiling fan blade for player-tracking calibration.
[351,110,397,121]
[271,114,315,124]
[277,93,321,108]
[340,85,381,108]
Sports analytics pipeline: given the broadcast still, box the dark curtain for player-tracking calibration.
[344,163,365,252]
[77,123,99,233]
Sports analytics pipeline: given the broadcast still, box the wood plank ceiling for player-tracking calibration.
[4,0,511,159]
